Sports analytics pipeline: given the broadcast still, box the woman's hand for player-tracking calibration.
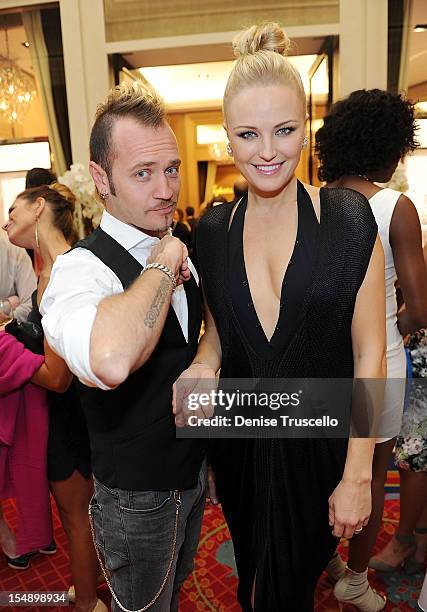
[173,362,217,427]
[328,478,371,539]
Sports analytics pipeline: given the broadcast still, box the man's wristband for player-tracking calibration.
[141,262,177,291]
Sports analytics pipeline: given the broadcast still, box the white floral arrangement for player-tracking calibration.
[385,164,409,193]
[58,163,103,238]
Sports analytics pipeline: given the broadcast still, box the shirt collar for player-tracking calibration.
[100,210,160,251]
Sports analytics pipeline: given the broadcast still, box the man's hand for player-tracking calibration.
[147,235,190,287]
[173,362,217,427]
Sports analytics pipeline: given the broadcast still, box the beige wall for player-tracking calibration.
[104,0,339,42]
[60,0,109,168]
[339,0,388,96]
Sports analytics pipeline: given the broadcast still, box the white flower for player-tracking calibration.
[401,437,423,455]
[58,164,103,238]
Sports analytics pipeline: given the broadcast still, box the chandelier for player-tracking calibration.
[0,28,36,124]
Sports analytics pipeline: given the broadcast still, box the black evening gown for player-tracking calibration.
[196,183,377,611]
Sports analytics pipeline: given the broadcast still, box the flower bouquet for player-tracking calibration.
[59,163,103,238]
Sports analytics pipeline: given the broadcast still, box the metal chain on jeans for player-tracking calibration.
[88,490,182,612]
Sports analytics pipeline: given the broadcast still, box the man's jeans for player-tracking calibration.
[89,463,207,612]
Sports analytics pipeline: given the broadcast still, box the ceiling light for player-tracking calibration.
[413,24,427,32]
[21,41,30,48]
[0,28,36,124]
[138,55,324,107]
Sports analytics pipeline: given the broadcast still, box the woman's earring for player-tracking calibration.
[100,191,108,200]
[302,136,308,149]
[35,218,40,249]
[226,143,233,157]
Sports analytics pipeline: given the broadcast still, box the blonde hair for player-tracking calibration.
[90,80,166,194]
[223,22,306,118]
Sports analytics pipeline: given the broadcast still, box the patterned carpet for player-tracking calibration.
[0,471,424,611]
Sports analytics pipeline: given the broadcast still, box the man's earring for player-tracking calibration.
[35,218,40,249]
[302,136,308,149]
[226,143,233,157]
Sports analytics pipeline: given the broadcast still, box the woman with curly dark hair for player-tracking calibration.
[316,89,427,611]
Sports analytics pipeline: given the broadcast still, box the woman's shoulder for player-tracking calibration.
[196,204,233,269]
[320,187,378,254]
[322,186,376,225]
[321,185,369,205]
[198,202,233,234]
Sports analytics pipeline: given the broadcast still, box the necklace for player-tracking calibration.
[357,173,371,182]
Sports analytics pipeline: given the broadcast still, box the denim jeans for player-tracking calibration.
[89,462,207,612]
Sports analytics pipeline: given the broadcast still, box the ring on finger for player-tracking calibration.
[354,528,363,533]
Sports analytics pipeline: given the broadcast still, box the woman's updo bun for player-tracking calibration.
[17,182,78,245]
[232,22,292,58]
[48,182,76,213]
[223,22,305,118]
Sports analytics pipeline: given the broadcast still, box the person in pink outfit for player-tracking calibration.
[0,331,52,559]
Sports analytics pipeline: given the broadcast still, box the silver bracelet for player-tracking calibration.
[142,262,177,291]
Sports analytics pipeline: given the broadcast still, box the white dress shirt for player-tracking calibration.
[0,232,37,322]
[41,210,198,390]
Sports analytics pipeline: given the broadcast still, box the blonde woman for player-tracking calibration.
[175,23,386,611]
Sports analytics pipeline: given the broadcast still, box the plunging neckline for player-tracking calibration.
[228,181,321,360]
[241,197,301,345]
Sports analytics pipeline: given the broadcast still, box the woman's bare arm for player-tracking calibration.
[391,195,427,335]
[31,338,72,393]
[329,236,387,538]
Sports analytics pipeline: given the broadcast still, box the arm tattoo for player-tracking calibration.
[144,277,171,328]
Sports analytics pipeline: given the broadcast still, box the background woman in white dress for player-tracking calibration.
[316,88,427,611]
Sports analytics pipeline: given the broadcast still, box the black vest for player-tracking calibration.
[73,228,205,491]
